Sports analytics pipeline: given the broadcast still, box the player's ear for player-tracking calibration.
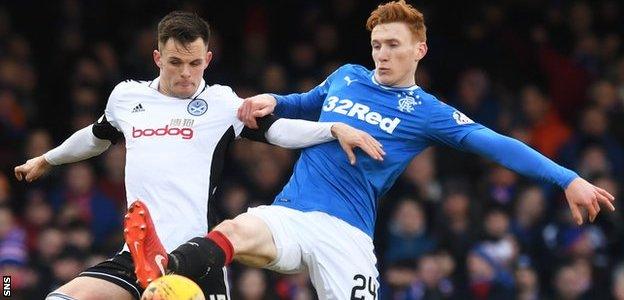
[204,51,213,69]
[153,50,162,68]
[415,42,427,61]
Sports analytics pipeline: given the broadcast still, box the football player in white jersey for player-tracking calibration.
[14,11,384,300]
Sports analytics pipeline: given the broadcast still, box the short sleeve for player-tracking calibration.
[214,85,246,137]
[104,82,127,131]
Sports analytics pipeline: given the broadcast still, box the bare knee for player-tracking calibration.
[213,219,240,238]
[212,213,276,262]
[213,218,251,250]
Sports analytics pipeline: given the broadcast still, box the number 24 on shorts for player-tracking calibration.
[350,274,377,300]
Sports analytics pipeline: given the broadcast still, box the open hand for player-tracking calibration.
[331,123,385,165]
[565,177,615,225]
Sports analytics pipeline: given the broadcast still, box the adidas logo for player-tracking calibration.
[132,103,145,113]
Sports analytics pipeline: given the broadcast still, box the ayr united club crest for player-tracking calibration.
[187,99,208,116]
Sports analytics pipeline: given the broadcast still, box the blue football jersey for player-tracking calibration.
[272,64,485,237]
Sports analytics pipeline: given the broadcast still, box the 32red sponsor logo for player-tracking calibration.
[132,125,194,140]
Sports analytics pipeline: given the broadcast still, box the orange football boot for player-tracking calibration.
[123,200,169,288]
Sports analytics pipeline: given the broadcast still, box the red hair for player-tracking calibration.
[366,0,427,42]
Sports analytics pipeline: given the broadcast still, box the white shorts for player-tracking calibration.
[247,205,379,300]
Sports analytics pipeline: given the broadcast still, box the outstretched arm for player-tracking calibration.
[263,118,335,149]
[14,116,122,182]
[240,115,385,164]
[45,124,114,164]
[238,87,327,129]
[461,128,615,224]
[238,67,342,128]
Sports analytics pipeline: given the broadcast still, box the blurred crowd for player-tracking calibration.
[0,0,623,299]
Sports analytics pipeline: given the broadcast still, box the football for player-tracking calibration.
[141,274,205,300]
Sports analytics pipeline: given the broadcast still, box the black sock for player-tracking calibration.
[167,237,226,279]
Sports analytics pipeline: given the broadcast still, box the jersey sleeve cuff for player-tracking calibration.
[270,93,287,117]
[560,169,579,189]
[42,152,59,166]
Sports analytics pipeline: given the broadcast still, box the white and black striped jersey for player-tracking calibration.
[95,77,270,252]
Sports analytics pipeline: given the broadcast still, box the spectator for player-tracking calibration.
[514,256,542,300]
[21,190,54,250]
[233,268,273,300]
[435,191,479,283]
[485,166,518,206]
[0,205,28,267]
[399,148,442,204]
[385,198,436,264]
[220,184,251,219]
[452,68,500,129]
[613,263,624,300]
[98,143,126,208]
[590,79,624,143]
[49,163,120,246]
[520,84,571,158]
[275,273,315,300]
[467,244,515,300]
[510,186,547,257]
[381,260,419,300]
[559,106,624,177]
[553,259,598,300]
[414,253,455,299]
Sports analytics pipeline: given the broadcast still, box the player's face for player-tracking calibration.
[371,22,427,87]
[153,38,212,98]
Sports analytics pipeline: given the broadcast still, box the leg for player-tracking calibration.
[166,212,278,279]
[212,213,277,267]
[48,277,135,300]
[176,206,379,299]
[291,211,379,300]
[48,251,142,300]
[169,205,306,280]
[237,205,379,299]
[124,201,279,289]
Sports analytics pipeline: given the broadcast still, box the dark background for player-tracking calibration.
[0,0,623,299]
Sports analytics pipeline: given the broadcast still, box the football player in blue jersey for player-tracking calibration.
[127,1,615,299]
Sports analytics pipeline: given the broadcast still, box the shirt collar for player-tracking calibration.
[370,72,419,91]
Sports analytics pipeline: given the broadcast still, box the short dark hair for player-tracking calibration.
[157,11,210,48]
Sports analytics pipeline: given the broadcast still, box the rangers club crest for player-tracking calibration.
[397,95,420,113]
[187,99,208,116]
